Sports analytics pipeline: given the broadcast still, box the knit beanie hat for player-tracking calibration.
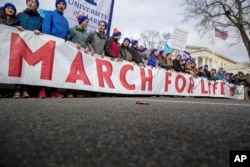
[4,3,16,13]
[26,0,39,8]
[112,28,121,37]
[55,0,67,9]
[159,50,164,55]
[76,14,89,24]
[131,40,138,47]
[123,37,130,43]
[138,46,147,52]
[150,48,157,55]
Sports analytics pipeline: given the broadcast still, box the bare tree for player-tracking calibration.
[181,0,250,59]
[140,29,165,50]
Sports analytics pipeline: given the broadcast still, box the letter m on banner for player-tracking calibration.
[8,33,56,80]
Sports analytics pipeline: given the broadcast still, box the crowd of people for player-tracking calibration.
[0,0,250,100]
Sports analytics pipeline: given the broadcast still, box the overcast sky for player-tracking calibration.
[1,0,249,62]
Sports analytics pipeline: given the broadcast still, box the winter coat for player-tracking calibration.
[16,9,43,31]
[42,10,70,40]
[147,54,158,67]
[87,29,106,55]
[120,44,132,61]
[70,26,89,49]
[130,46,143,65]
[104,37,120,58]
[172,59,182,72]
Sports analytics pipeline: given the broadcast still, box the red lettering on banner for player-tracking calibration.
[8,33,55,80]
[140,68,152,91]
[213,81,218,94]
[220,82,225,95]
[164,72,172,92]
[96,59,115,88]
[208,81,211,94]
[201,79,208,94]
[175,74,186,93]
[188,77,194,94]
[65,51,91,85]
[120,65,135,90]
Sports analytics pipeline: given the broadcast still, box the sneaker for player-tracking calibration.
[39,90,46,98]
[66,93,74,98]
[13,91,21,98]
[22,91,30,98]
[51,91,64,98]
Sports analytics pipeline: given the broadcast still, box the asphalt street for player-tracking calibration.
[0,97,250,167]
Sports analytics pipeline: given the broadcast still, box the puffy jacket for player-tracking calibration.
[42,9,70,40]
[104,37,120,58]
[16,9,43,31]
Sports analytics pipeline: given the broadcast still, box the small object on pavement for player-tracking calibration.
[136,100,149,105]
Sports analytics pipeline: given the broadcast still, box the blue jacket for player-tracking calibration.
[42,10,70,40]
[16,9,43,31]
[148,54,158,67]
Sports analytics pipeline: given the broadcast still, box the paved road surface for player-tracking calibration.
[0,97,250,167]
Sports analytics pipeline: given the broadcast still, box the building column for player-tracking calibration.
[202,57,206,66]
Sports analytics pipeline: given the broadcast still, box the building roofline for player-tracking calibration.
[186,45,239,64]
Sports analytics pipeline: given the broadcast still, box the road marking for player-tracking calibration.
[116,98,250,107]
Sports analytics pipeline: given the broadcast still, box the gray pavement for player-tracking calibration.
[0,97,250,167]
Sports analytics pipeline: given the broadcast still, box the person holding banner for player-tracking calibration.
[120,37,133,62]
[138,46,148,67]
[104,28,122,61]
[148,49,159,68]
[87,21,107,58]
[16,0,43,34]
[41,0,71,98]
[70,14,90,52]
[158,51,170,70]
[14,0,43,98]
[0,2,17,26]
[172,55,183,72]
[42,0,70,40]
[164,53,174,71]
[130,40,144,67]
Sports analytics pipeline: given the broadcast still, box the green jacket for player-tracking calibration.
[70,26,89,49]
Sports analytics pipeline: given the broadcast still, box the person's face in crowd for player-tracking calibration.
[134,43,139,49]
[167,54,172,59]
[176,55,181,60]
[5,6,15,16]
[57,2,66,13]
[123,40,129,47]
[199,68,204,72]
[80,19,89,29]
[219,68,224,74]
[98,22,106,32]
[162,52,166,58]
[27,0,38,10]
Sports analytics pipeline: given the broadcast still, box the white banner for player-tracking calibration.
[64,0,114,35]
[0,25,244,99]
[1,0,115,36]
